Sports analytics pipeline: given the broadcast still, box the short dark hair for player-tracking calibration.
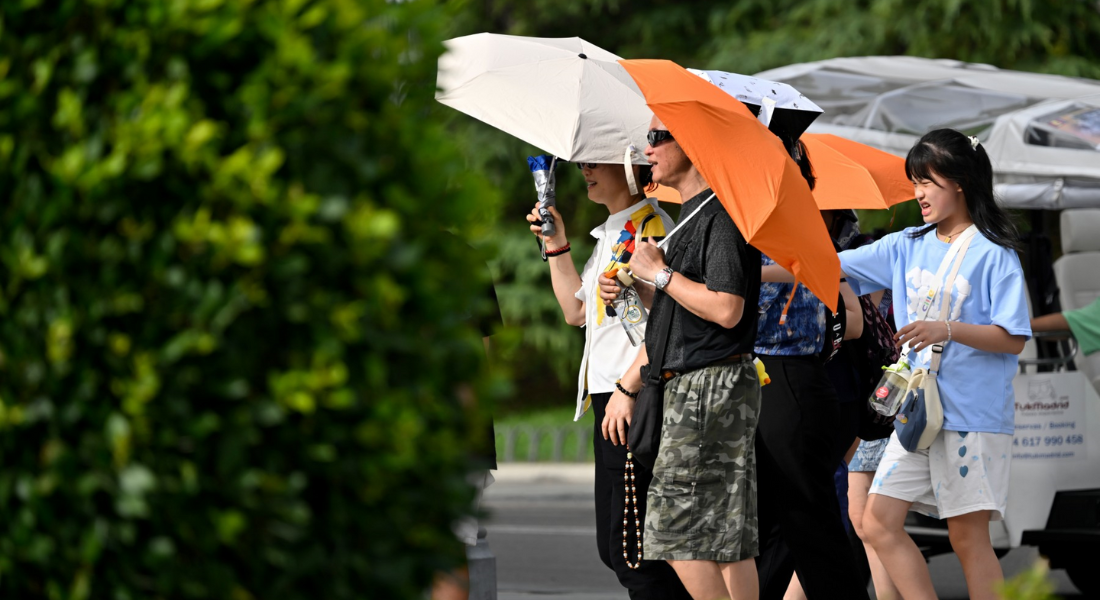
[638,164,656,192]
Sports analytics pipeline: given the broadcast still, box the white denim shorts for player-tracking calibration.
[870,430,1012,521]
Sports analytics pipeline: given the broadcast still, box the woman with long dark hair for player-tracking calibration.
[903,129,1021,249]
[840,129,1029,600]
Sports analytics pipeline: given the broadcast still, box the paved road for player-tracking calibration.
[484,464,1083,600]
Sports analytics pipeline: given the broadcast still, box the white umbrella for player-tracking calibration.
[755,56,1100,209]
[688,68,823,142]
[436,33,652,167]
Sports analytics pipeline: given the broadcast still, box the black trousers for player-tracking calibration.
[753,356,869,600]
[591,392,692,600]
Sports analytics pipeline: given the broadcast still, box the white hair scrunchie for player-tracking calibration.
[968,135,980,150]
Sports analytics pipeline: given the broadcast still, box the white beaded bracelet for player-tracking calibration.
[946,320,953,342]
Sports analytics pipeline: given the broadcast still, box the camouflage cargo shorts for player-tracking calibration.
[643,359,761,562]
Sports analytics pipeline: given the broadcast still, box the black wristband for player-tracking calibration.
[615,380,638,399]
[545,243,571,257]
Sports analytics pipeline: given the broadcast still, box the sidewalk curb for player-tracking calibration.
[493,462,595,484]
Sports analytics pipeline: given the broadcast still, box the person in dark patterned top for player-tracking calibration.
[752,142,871,600]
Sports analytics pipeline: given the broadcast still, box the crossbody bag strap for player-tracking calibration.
[644,238,690,384]
[656,193,716,251]
[929,231,976,374]
[914,225,978,323]
[901,225,978,360]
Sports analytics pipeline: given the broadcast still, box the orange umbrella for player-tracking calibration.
[803,133,913,210]
[648,184,681,204]
[619,59,839,312]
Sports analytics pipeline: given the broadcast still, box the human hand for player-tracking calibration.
[895,320,950,352]
[627,238,667,282]
[598,274,622,303]
[527,203,568,250]
[602,388,636,446]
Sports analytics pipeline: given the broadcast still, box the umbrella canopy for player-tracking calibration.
[688,69,823,142]
[619,59,840,311]
[437,33,682,203]
[436,33,650,165]
[687,70,910,211]
[755,56,1100,209]
[802,133,913,210]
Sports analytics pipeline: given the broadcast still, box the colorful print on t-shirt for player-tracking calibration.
[595,204,667,326]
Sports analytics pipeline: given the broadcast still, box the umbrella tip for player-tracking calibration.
[578,53,587,59]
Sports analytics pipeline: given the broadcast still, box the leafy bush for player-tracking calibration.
[0,1,501,597]
[996,558,1059,600]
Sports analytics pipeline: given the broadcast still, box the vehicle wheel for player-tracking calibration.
[1065,561,1099,597]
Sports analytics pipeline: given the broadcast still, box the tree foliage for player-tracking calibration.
[0,0,500,597]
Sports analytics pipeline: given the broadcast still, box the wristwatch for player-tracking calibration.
[654,267,674,291]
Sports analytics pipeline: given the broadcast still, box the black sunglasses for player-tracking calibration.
[647,130,674,146]
[575,162,598,170]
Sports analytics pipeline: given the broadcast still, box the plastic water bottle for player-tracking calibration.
[869,360,911,417]
[614,285,648,347]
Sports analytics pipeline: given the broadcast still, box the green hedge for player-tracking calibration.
[0,1,501,598]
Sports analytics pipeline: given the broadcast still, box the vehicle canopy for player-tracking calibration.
[755,56,1100,210]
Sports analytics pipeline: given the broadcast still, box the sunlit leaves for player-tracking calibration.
[0,0,502,598]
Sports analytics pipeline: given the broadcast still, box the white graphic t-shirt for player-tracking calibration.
[572,198,674,421]
[840,227,1031,434]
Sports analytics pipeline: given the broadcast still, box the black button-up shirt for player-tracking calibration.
[645,188,761,373]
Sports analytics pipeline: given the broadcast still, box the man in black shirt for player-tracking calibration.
[600,116,763,600]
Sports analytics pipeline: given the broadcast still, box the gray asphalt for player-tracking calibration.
[483,468,1083,600]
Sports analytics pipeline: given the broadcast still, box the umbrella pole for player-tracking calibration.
[779,279,800,325]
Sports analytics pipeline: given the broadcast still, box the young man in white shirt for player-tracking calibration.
[527,161,689,599]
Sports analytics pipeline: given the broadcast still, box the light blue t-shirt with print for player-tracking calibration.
[840,227,1031,435]
[756,254,825,356]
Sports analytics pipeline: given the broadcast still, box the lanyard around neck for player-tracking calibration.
[657,193,716,251]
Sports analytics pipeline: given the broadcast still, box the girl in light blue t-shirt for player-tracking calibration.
[839,129,1030,600]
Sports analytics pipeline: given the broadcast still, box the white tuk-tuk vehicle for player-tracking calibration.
[755,56,1100,595]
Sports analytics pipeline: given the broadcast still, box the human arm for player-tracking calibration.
[762,263,797,283]
[764,264,860,336]
[527,204,585,326]
[602,344,648,446]
[1030,312,1070,333]
[660,265,744,328]
[841,280,863,340]
[895,321,1027,355]
[634,275,656,308]
[630,238,744,328]
[899,257,1031,355]
[597,245,743,325]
